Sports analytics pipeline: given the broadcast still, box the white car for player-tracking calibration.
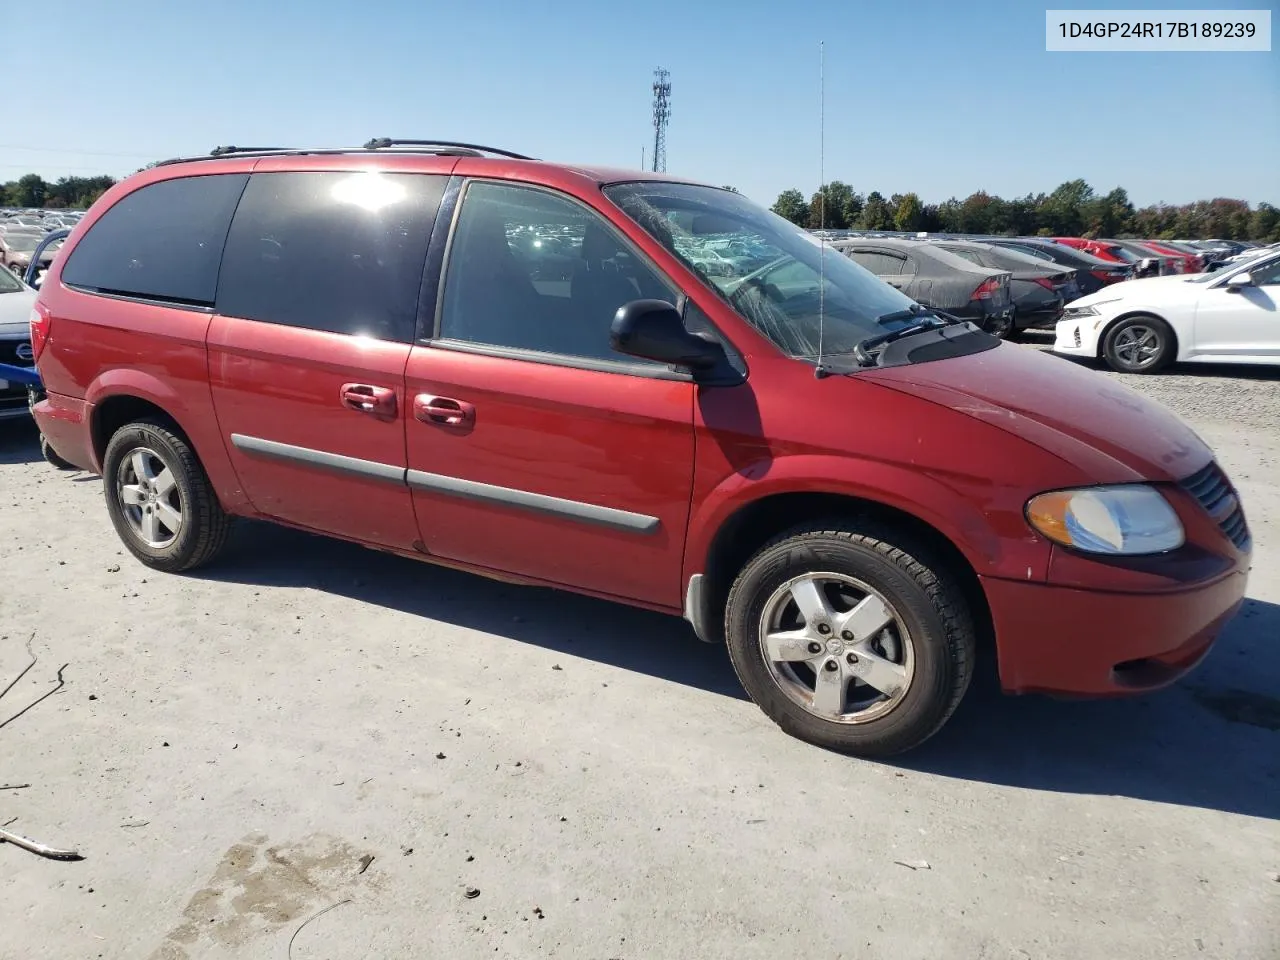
[1053,252,1280,373]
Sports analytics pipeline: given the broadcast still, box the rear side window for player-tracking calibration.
[61,174,248,306]
[216,171,446,342]
[847,250,906,275]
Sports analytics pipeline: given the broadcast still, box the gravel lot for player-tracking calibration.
[1,346,1277,960]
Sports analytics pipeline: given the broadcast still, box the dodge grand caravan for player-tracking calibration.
[29,141,1251,756]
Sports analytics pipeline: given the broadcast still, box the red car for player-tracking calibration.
[1133,240,1202,273]
[29,142,1251,756]
[1053,236,1134,264]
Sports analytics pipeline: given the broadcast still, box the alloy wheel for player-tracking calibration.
[1112,324,1162,369]
[115,446,184,548]
[758,572,915,724]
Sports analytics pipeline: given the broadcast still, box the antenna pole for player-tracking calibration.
[815,40,828,379]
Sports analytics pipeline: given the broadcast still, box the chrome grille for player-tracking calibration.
[1179,461,1250,550]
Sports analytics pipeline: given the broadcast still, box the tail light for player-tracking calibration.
[970,277,1002,300]
[1033,277,1058,290]
[29,303,51,361]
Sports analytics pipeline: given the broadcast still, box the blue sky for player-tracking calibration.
[3,0,1276,207]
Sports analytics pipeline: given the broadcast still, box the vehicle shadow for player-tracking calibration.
[0,418,40,465]
[1020,334,1280,382]
[198,520,1279,821]
[201,520,746,699]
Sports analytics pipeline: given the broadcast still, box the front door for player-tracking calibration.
[404,180,696,607]
[1193,256,1280,359]
[208,167,449,549]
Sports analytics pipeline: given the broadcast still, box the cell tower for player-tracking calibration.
[651,68,671,173]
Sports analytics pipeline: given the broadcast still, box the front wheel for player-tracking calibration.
[724,521,975,757]
[1102,314,1174,373]
[102,419,232,572]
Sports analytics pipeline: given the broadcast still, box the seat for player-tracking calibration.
[443,208,548,351]
[566,222,642,360]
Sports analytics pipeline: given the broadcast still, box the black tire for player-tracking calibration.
[102,418,232,572]
[986,311,1015,340]
[1102,314,1175,373]
[40,435,75,470]
[724,520,975,757]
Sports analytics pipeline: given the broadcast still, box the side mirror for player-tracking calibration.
[610,299,724,371]
[1226,271,1254,292]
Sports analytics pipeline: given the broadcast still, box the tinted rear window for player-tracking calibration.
[216,171,445,341]
[61,174,248,305]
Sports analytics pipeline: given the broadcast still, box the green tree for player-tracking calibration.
[1249,203,1280,242]
[771,188,809,226]
[11,173,47,207]
[1083,187,1134,238]
[893,192,924,232]
[1038,179,1094,236]
[857,191,894,230]
[806,180,858,229]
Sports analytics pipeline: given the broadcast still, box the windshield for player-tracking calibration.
[603,182,919,358]
[0,267,23,293]
[5,235,39,252]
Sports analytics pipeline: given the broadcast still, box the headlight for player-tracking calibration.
[1026,485,1184,555]
[1061,305,1098,319]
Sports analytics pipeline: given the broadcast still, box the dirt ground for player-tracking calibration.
[1,351,1278,960]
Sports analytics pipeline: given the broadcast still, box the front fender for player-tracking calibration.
[683,453,1052,586]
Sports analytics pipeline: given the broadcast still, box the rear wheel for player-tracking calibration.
[40,435,75,470]
[986,311,1015,340]
[102,419,232,572]
[723,521,975,757]
[1102,314,1174,373]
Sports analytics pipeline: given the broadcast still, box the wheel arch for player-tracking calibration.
[687,488,994,656]
[85,370,250,513]
[1098,309,1182,361]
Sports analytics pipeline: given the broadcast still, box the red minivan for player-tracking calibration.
[30,143,1251,756]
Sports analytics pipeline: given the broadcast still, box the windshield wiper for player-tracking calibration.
[853,309,965,367]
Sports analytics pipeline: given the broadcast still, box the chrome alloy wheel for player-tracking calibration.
[116,446,184,548]
[758,573,915,724]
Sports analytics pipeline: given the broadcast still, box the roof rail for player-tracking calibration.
[363,138,535,160]
[152,140,537,168]
[210,145,295,157]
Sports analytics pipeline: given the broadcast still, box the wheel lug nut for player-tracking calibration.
[817,624,831,635]
[841,631,854,641]
[846,653,858,665]
[807,642,822,654]
[823,660,839,672]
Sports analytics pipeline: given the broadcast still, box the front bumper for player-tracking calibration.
[984,568,1248,696]
[1053,316,1103,357]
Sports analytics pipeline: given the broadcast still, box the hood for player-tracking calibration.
[0,287,36,337]
[861,343,1210,484]
[1070,273,1191,306]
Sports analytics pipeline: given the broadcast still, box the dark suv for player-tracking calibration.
[29,141,1251,756]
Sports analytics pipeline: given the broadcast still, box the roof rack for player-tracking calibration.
[153,140,536,168]
[363,138,534,160]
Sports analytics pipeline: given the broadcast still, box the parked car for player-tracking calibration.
[0,265,37,421]
[1053,237,1162,277]
[1103,239,1183,275]
[1137,240,1203,273]
[0,232,59,276]
[1055,251,1280,372]
[830,237,1016,336]
[923,239,1078,335]
[29,143,1250,756]
[982,238,1133,295]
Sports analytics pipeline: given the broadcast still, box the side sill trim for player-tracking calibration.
[230,433,406,484]
[407,468,660,535]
